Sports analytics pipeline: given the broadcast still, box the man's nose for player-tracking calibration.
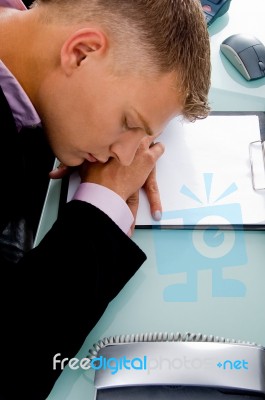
[110,131,145,166]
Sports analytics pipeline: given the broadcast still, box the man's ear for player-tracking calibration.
[60,28,108,75]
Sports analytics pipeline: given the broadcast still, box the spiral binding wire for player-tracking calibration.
[86,331,259,369]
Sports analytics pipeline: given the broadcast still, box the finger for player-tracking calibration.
[133,140,164,179]
[143,167,162,221]
[126,191,139,236]
[147,141,165,163]
[138,136,164,152]
[49,163,70,179]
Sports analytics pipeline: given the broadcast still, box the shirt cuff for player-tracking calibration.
[72,183,134,235]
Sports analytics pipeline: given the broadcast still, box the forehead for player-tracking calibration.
[127,71,184,128]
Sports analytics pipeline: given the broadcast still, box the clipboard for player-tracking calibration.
[135,111,265,230]
[59,111,265,230]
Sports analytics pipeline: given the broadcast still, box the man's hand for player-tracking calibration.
[126,168,162,235]
[79,137,164,233]
[49,137,164,224]
[80,137,164,201]
[143,166,162,221]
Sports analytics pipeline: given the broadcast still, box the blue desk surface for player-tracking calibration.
[37,1,265,398]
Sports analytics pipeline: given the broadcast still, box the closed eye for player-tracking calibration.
[123,112,154,136]
[123,117,140,132]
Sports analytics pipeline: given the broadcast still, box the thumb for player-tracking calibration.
[49,163,71,179]
[149,141,165,162]
[126,191,139,237]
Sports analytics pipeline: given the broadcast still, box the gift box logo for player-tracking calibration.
[153,173,248,302]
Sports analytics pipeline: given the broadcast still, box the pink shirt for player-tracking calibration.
[0,0,133,235]
[1,0,26,10]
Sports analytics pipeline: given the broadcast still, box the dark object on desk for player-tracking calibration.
[220,34,265,81]
[91,333,265,400]
[97,387,265,400]
[200,0,232,27]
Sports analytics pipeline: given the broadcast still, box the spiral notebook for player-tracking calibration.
[61,112,265,230]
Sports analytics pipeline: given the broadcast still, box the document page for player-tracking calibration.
[136,114,265,228]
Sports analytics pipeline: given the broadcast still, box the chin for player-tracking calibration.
[55,154,84,168]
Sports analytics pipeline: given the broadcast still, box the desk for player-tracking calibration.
[39,1,265,398]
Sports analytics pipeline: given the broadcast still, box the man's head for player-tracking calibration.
[27,0,211,166]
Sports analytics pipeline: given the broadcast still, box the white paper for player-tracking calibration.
[136,114,265,227]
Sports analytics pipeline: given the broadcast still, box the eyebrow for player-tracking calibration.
[133,109,154,136]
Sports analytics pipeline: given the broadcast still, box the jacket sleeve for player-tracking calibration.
[19,199,146,306]
[2,200,146,400]
[18,199,146,334]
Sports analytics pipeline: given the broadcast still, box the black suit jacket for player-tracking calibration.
[0,86,146,399]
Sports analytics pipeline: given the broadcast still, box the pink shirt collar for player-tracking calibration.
[1,0,26,10]
[0,60,41,131]
[0,0,41,131]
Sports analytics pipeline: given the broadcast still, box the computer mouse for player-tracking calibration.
[220,33,265,81]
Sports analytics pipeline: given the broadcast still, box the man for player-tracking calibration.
[0,0,211,398]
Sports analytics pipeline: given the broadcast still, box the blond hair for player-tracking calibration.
[32,0,211,121]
